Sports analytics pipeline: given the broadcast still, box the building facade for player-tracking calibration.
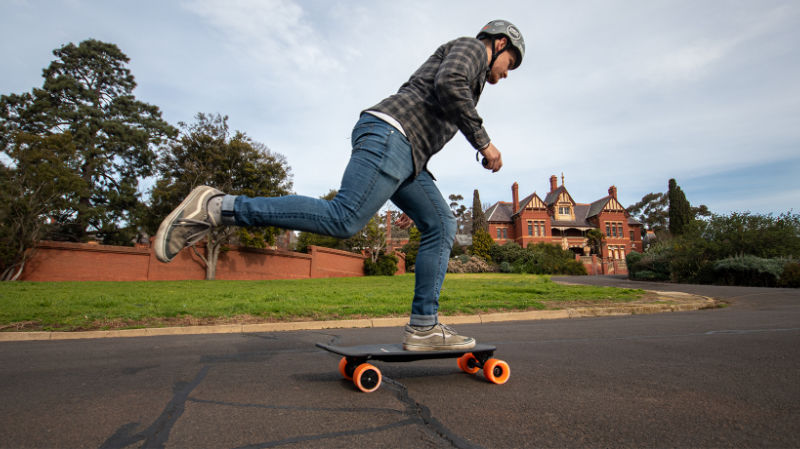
[485,175,643,260]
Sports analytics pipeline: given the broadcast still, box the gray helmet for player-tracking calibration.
[477,20,525,70]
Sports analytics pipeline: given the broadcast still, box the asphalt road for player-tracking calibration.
[0,277,798,448]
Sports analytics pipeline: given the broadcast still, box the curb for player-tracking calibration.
[0,292,716,343]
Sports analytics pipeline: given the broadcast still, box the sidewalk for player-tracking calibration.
[0,290,716,342]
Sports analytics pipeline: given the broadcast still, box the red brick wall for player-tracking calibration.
[19,241,408,282]
[22,241,152,281]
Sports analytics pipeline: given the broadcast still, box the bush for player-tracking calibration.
[632,270,670,281]
[447,255,495,273]
[560,260,588,275]
[364,253,399,276]
[470,229,494,261]
[780,262,800,288]
[489,242,526,265]
[625,251,643,268]
[709,255,785,287]
[627,240,673,281]
[401,240,419,271]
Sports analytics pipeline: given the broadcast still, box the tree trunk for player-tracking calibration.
[206,241,220,280]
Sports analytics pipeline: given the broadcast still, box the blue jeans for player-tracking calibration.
[221,114,456,326]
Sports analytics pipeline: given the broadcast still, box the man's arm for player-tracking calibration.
[433,38,490,151]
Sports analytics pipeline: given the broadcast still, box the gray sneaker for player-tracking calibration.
[402,323,476,351]
[154,185,224,263]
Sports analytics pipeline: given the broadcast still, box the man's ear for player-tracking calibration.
[494,36,509,52]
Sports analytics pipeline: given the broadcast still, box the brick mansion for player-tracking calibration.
[485,174,643,260]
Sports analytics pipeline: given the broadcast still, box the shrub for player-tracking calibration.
[489,241,526,265]
[560,260,588,275]
[401,240,419,271]
[447,255,495,273]
[632,270,669,281]
[709,255,785,287]
[490,243,587,275]
[470,229,494,261]
[364,253,399,276]
[780,262,800,288]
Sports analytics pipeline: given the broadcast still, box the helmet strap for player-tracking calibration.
[488,37,508,72]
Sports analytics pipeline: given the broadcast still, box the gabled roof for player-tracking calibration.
[543,186,567,205]
[513,192,546,217]
[551,204,594,229]
[485,201,514,223]
[587,195,631,219]
[518,193,536,212]
[587,196,610,218]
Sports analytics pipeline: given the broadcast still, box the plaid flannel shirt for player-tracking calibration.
[366,37,490,177]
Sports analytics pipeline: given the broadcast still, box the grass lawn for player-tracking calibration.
[0,274,644,332]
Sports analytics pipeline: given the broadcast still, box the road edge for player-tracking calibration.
[0,291,716,342]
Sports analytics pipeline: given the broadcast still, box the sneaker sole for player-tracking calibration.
[402,340,476,352]
[154,186,219,263]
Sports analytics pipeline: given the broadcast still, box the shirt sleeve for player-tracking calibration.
[433,38,491,150]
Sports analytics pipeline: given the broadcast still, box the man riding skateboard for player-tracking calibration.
[154,20,525,351]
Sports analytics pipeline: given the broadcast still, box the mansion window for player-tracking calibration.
[497,228,508,239]
[528,220,546,237]
[605,221,624,238]
[608,245,626,260]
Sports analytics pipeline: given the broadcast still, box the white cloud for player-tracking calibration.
[1,0,798,215]
[180,0,343,73]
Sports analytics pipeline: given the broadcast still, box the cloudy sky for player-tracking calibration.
[2,0,798,216]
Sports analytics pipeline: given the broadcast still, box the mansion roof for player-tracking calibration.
[485,187,642,229]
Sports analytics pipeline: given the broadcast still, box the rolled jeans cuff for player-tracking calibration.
[409,314,438,327]
[221,194,238,226]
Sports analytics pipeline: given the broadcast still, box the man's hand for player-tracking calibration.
[394,213,414,230]
[480,143,503,173]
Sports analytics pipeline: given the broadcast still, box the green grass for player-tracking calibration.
[0,274,644,332]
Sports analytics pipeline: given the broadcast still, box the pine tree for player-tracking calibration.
[0,39,176,244]
[472,189,487,234]
[668,178,692,236]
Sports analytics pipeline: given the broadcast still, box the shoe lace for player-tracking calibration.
[174,218,213,247]
[438,323,459,336]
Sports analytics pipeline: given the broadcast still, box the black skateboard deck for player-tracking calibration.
[316,342,510,392]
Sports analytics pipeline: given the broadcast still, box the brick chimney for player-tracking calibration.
[512,182,519,213]
[608,185,617,199]
[549,175,558,193]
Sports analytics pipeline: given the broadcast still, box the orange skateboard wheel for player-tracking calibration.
[483,358,510,384]
[353,363,382,393]
[338,357,353,380]
[457,353,481,374]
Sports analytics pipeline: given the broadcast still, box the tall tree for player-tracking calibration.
[448,193,472,234]
[0,39,176,244]
[348,214,387,263]
[0,133,85,280]
[628,186,709,238]
[626,192,669,235]
[471,189,487,234]
[585,228,605,256]
[668,178,692,236]
[146,113,292,279]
